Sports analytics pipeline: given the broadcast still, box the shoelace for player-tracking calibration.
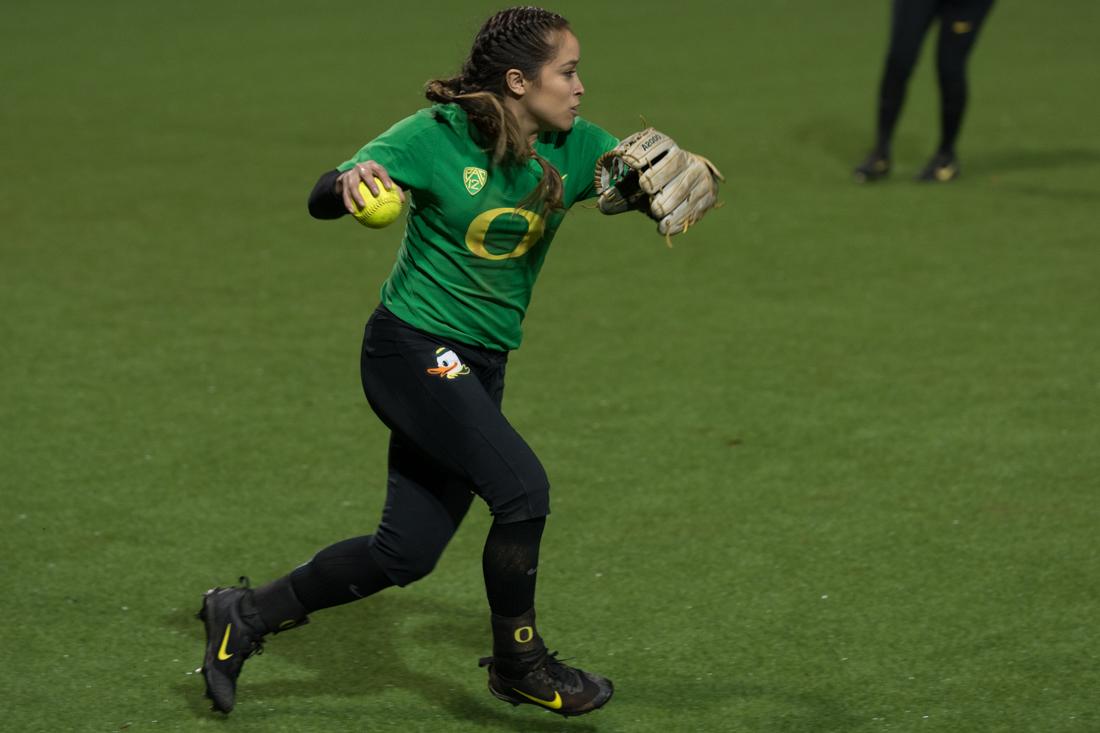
[236,576,267,658]
[541,651,582,687]
[478,650,580,687]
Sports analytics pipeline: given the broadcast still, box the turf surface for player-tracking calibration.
[2,1,1098,731]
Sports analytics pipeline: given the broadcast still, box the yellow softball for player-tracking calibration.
[353,178,403,229]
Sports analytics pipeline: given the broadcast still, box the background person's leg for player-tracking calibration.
[856,0,940,180]
[878,0,940,153]
[917,0,996,179]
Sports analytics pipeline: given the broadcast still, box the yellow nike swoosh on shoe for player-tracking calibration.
[217,624,234,661]
[512,688,563,710]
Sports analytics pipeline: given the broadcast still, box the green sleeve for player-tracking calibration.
[572,119,619,202]
[336,109,437,192]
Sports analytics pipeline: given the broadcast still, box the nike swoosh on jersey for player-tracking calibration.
[217,624,234,660]
[512,688,563,709]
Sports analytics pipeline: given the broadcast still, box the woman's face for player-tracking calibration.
[519,30,585,133]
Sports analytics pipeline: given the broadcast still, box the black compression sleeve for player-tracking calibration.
[307,169,346,220]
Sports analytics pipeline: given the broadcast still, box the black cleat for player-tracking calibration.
[915,152,960,182]
[853,151,891,182]
[479,650,614,717]
[196,579,267,714]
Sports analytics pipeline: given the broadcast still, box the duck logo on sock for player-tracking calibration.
[427,347,470,380]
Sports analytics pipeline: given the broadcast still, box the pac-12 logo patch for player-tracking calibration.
[464,167,487,196]
[427,347,470,379]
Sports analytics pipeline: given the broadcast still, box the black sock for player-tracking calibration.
[482,516,546,618]
[490,607,546,678]
[250,575,309,634]
[287,534,395,613]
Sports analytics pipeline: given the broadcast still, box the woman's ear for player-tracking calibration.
[504,68,527,97]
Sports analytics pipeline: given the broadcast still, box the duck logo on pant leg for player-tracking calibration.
[427,347,470,379]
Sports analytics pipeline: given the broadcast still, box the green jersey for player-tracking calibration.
[338,104,618,351]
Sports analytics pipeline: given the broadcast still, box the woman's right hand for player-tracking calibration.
[336,161,406,215]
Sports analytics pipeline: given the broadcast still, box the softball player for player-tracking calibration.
[198,6,720,718]
[854,0,996,182]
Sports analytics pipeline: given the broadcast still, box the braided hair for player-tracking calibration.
[425,7,570,211]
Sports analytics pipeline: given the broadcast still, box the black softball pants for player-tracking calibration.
[289,306,550,611]
[360,304,550,578]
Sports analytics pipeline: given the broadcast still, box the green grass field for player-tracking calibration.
[3,1,1098,731]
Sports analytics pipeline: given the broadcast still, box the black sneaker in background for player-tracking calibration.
[915,152,960,182]
[853,151,891,182]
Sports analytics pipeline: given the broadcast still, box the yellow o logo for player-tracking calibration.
[514,626,534,643]
[465,208,545,260]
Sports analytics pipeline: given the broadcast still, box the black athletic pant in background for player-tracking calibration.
[289,306,550,616]
[876,0,995,156]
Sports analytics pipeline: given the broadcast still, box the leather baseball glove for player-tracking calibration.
[594,128,724,237]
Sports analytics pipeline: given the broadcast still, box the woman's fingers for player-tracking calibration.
[356,164,381,196]
[341,173,361,214]
[374,168,406,203]
[341,161,405,213]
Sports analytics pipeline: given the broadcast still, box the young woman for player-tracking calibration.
[854,0,996,182]
[198,6,719,718]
